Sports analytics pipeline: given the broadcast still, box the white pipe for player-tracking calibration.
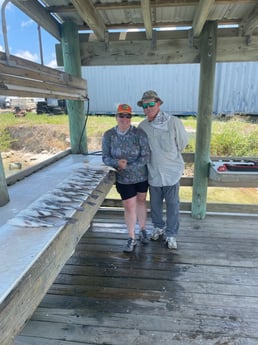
[1,0,11,61]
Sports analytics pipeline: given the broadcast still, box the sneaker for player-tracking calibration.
[166,236,177,249]
[151,227,164,241]
[123,238,137,253]
[139,229,149,244]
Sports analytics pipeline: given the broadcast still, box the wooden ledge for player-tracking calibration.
[0,52,87,100]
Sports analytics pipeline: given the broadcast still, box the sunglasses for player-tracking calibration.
[117,113,132,119]
[142,101,157,109]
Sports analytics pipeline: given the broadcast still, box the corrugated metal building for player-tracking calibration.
[82,62,258,116]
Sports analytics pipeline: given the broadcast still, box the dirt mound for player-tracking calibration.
[7,124,70,153]
[2,124,103,176]
[2,125,70,176]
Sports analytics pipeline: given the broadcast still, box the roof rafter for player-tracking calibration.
[240,2,258,37]
[140,0,153,39]
[71,0,106,41]
[192,0,215,37]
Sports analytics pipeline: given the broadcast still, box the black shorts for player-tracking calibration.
[116,180,148,201]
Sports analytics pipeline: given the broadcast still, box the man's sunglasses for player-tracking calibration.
[117,113,132,119]
[142,101,157,109]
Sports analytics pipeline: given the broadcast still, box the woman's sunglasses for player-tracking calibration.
[142,101,157,109]
[117,113,132,119]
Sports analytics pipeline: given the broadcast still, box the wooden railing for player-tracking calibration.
[103,153,258,215]
[5,151,258,215]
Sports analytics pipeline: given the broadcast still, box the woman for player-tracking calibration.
[102,104,150,252]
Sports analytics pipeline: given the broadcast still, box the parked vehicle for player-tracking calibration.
[10,98,36,111]
[0,96,11,109]
[36,99,67,115]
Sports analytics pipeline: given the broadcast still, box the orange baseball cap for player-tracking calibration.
[117,104,132,114]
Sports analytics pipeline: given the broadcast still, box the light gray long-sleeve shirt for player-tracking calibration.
[138,111,189,187]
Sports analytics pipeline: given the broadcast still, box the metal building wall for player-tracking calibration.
[214,62,258,115]
[82,62,258,115]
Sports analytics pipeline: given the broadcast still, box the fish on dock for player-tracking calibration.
[8,215,66,228]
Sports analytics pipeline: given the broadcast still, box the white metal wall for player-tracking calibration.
[82,62,258,115]
[214,62,258,115]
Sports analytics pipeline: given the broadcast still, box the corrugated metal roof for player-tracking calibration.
[13,1,258,38]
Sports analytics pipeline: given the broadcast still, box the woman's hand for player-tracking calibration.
[118,159,127,170]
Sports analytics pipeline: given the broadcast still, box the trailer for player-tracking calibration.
[10,98,36,112]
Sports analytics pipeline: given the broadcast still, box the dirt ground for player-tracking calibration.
[1,124,102,177]
[2,125,70,176]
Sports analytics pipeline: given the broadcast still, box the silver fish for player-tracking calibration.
[47,193,73,202]
[90,194,100,200]
[52,191,85,202]
[8,215,66,228]
[37,207,66,217]
[57,188,90,197]
[40,200,84,211]
[31,205,78,222]
[86,200,96,206]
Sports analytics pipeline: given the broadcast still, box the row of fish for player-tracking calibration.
[8,166,109,228]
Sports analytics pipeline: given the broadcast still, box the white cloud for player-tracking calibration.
[0,45,4,52]
[15,50,38,62]
[46,59,57,68]
[21,19,34,28]
[0,0,11,8]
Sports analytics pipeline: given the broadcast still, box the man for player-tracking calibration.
[138,91,188,249]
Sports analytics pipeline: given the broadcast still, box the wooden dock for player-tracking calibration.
[14,208,258,345]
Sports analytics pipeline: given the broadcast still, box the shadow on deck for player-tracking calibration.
[14,209,258,345]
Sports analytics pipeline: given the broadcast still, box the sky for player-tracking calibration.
[0,1,58,68]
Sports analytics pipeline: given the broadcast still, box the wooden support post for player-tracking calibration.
[0,153,9,206]
[191,21,217,219]
[61,21,88,154]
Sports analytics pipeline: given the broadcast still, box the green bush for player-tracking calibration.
[210,120,258,156]
[0,128,16,151]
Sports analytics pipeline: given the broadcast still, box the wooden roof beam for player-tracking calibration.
[93,1,257,11]
[141,0,153,39]
[192,0,215,37]
[11,0,61,40]
[71,0,106,41]
[240,3,258,37]
[47,1,258,13]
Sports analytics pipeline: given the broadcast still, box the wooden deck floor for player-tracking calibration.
[14,209,258,345]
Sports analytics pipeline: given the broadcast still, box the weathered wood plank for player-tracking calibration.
[59,262,258,286]
[14,317,258,345]
[14,211,258,345]
[101,199,258,214]
[0,52,85,89]
[0,52,87,100]
[77,30,258,66]
[0,152,9,206]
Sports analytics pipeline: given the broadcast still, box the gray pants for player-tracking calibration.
[149,183,180,237]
